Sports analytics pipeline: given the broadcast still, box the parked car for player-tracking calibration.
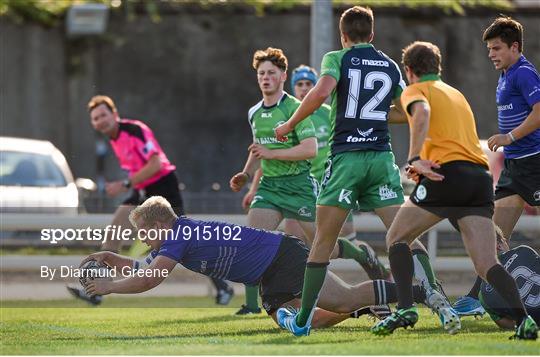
[0,136,95,213]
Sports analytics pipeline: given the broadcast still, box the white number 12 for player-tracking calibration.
[345,69,392,121]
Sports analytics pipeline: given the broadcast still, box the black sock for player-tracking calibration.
[210,277,229,291]
[372,280,397,305]
[350,307,371,318]
[466,276,482,299]
[389,242,414,309]
[486,264,527,323]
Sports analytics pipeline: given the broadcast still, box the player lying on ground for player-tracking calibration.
[479,230,540,330]
[82,196,431,329]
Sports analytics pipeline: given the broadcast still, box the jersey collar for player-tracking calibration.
[506,54,526,74]
[351,43,373,49]
[419,74,441,82]
[262,92,287,109]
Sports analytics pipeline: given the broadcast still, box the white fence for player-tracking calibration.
[1,213,538,261]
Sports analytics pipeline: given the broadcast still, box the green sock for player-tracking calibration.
[296,262,329,327]
[337,238,368,265]
[244,284,259,310]
[412,249,438,290]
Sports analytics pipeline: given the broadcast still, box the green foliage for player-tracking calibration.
[1,0,514,26]
[1,301,537,355]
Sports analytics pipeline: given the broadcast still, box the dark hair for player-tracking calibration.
[339,6,374,43]
[252,47,288,71]
[483,16,523,52]
[87,95,117,113]
[402,41,442,77]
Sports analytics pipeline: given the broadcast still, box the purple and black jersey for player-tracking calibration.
[156,217,282,285]
[496,55,540,159]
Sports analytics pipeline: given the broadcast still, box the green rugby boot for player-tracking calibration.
[371,306,419,336]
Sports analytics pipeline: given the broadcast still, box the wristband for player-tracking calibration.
[508,132,516,143]
[407,156,421,165]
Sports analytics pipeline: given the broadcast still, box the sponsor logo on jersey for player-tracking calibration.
[351,57,361,66]
[497,103,513,111]
[338,189,353,204]
[362,59,389,67]
[298,206,312,218]
[379,185,398,201]
[317,125,329,138]
[261,112,272,118]
[533,190,540,201]
[415,185,427,201]
[346,128,377,143]
[254,137,280,144]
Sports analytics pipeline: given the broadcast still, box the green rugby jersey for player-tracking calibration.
[310,103,331,182]
[249,92,316,177]
[320,44,405,155]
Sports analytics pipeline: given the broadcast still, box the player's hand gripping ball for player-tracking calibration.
[79,259,112,288]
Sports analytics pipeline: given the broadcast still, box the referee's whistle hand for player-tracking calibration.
[412,160,444,181]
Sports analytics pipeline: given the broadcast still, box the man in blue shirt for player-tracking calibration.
[82,196,428,330]
[453,16,540,320]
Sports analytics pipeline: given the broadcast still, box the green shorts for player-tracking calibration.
[250,172,318,222]
[318,151,404,211]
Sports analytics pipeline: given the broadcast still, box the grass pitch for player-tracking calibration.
[1,296,537,355]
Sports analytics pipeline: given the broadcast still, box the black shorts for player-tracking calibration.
[495,152,540,206]
[260,234,309,315]
[410,161,494,225]
[122,172,185,215]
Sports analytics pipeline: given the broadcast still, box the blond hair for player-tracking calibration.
[129,196,177,228]
[88,95,117,113]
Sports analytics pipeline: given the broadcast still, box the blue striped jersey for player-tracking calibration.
[496,55,540,159]
[155,217,282,285]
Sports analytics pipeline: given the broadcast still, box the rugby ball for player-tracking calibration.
[79,259,112,288]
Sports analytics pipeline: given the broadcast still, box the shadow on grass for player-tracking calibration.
[144,314,268,327]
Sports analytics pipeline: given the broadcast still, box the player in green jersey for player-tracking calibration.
[274,7,450,336]
[230,49,384,315]
[286,65,388,278]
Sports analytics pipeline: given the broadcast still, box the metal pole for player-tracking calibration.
[310,0,333,72]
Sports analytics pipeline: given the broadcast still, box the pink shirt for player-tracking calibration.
[110,119,175,189]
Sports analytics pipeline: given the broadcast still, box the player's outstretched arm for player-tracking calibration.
[85,255,177,295]
[250,137,317,161]
[275,76,336,141]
